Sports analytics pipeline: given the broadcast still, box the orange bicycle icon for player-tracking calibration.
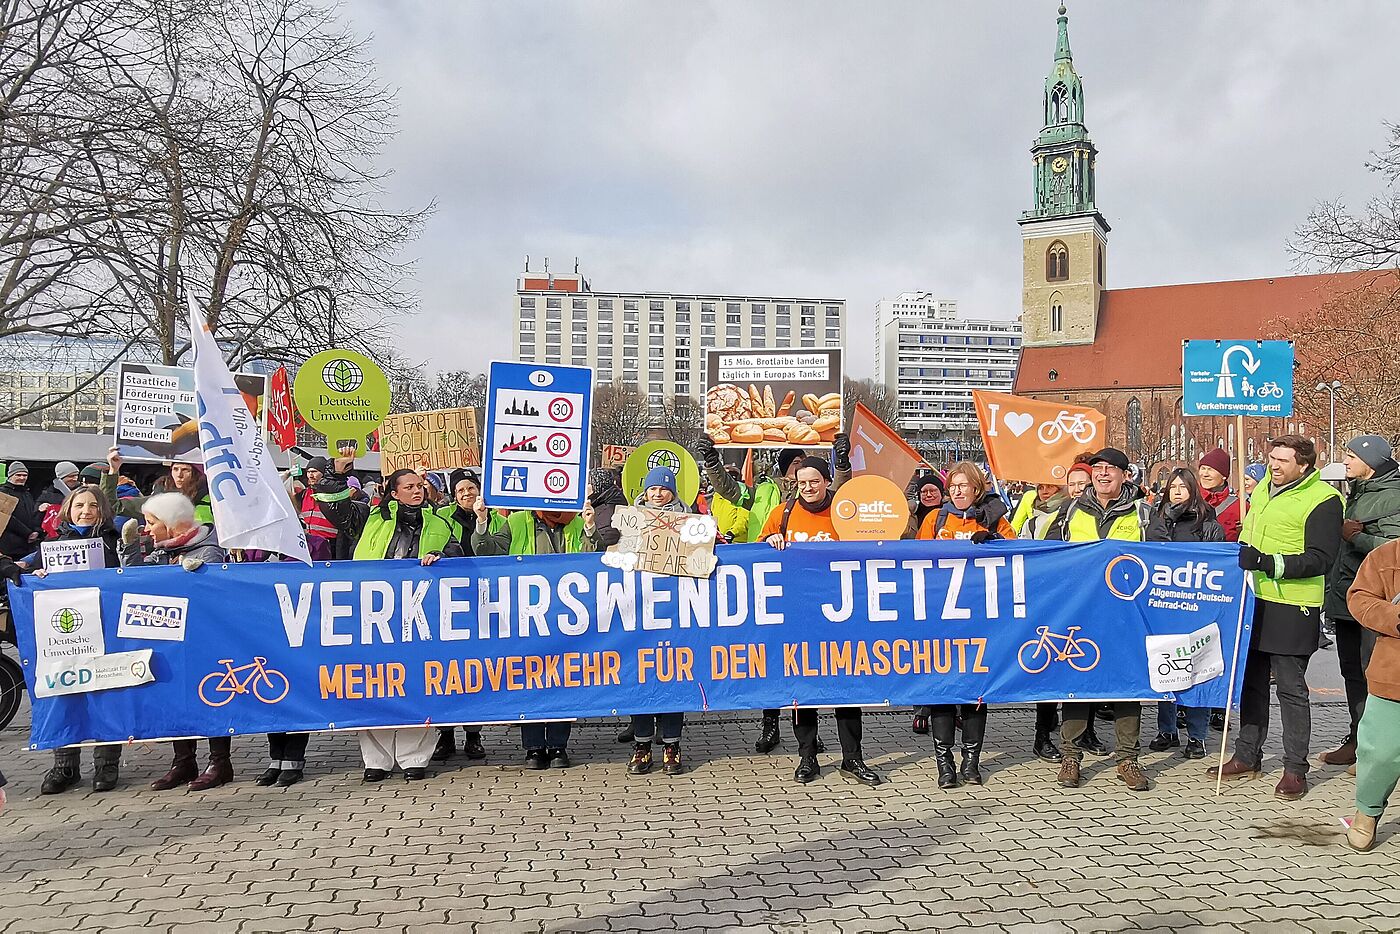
[197,657,290,707]
[1017,626,1101,674]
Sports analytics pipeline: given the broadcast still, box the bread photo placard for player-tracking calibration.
[703,348,843,449]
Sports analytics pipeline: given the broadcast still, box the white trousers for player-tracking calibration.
[358,727,436,770]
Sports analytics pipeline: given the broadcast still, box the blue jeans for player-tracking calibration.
[1156,702,1209,741]
[520,721,571,750]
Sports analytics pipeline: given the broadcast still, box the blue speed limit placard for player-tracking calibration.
[483,361,594,511]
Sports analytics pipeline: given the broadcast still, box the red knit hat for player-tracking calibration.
[1199,448,1230,476]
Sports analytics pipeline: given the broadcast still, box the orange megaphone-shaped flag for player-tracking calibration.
[972,390,1107,485]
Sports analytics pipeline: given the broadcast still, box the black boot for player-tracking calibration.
[1080,723,1111,757]
[1034,730,1062,763]
[92,746,121,793]
[934,741,961,789]
[794,755,820,783]
[431,728,456,762]
[42,748,82,795]
[463,731,486,760]
[960,744,984,785]
[754,714,780,754]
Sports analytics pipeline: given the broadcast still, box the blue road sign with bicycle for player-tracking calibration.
[1182,340,1294,417]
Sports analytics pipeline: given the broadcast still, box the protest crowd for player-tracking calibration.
[4,412,1400,855]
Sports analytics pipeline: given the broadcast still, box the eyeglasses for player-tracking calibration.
[947,482,972,491]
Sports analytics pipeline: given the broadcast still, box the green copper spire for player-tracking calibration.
[1021,2,1105,225]
[1055,4,1072,62]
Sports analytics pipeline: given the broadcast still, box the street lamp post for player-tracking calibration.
[1316,380,1342,462]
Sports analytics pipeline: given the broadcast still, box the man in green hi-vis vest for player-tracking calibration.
[1213,435,1343,802]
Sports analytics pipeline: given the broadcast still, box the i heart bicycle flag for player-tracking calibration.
[973,391,1107,485]
[849,402,924,482]
[9,540,1251,749]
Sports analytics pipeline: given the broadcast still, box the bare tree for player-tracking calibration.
[1293,121,1400,280]
[840,377,900,430]
[656,393,703,452]
[591,382,651,453]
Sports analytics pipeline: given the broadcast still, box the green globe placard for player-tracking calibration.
[293,349,392,453]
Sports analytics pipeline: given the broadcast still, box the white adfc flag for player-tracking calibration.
[187,299,311,564]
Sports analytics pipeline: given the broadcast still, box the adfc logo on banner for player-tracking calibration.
[973,390,1107,485]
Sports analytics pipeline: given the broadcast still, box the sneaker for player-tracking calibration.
[524,748,549,770]
[1148,732,1179,752]
[1116,759,1150,792]
[1057,757,1081,788]
[662,742,684,775]
[627,742,653,775]
[1181,738,1206,760]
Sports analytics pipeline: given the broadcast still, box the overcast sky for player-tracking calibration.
[346,0,1400,381]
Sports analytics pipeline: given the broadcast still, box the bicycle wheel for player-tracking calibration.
[1018,639,1052,674]
[254,669,290,705]
[1068,639,1101,672]
[1037,423,1063,445]
[0,654,24,731]
[197,671,236,708]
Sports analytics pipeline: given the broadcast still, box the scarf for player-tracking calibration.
[797,491,833,514]
[156,525,202,552]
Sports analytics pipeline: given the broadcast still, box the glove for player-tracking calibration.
[1237,544,1269,573]
[1342,519,1364,541]
[832,433,851,472]
[180,556,205,573]
[970,530,1000,544]
[120,522,142,546]
[596,526,622,548]
[694,434,720,468]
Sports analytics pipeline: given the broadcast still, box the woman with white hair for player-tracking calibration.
[121,491,232,791]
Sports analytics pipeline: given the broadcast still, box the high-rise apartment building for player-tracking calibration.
[514,266,846,408]
[875,292,1022,439]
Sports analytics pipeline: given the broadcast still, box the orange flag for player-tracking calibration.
[848,402,923,484]
[741,448,754,487]
[973,390,1107,485]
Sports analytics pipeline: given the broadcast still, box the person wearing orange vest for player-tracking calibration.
[916,462,1013,789]
[761,456,881,787]
[298,457,342,561]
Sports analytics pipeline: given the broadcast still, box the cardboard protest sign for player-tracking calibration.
[973,390,1107,485]
[0,491,17,533]
[292,350,392,456]
[831,475,910,541]
[379,407,481,473]
[601,506,718,578]
[600,444,633,468]
[704,348,843,449]
[40,539,107,574]
[115,363,269,464]
[849,402,923,483]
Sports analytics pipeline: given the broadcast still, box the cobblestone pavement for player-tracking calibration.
[0,702,1390,933]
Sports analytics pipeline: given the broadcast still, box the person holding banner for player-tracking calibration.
[1197,449,1242,543]
[761,456,882,788]
[315,465,462,781]
[1053,448,1153,792]
[917,462,1013,787]
[1216,436,1343,801]
[431,467,505,764]
[25,486,125,794]
[1144,468,1226,760]
[472,495,588,769]
[1015,478,1072,762]
[905,472,946,736]
[1343,536,1400,850]
[119,492,234,791]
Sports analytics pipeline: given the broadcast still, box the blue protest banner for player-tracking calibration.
[9,540,1252,750]
[482,361,593,511]
[1182,340,1295,417]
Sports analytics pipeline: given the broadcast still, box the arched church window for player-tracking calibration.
[1051,84,1069,123]
[1049,292,1063,333]
[1126,398,1142,461]
[1046,241,1069,282]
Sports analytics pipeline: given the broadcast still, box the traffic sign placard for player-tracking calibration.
[1182,340,1294,418]
[483,362,593,511]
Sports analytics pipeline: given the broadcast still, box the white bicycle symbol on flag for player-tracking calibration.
[1037,411,1098,445]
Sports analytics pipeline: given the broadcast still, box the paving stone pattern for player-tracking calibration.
[0,703,1390,933]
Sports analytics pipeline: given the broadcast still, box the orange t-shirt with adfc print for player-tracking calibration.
[759,498,839,543]
[917,507,1015,542]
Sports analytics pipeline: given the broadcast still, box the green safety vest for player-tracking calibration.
[1240,469,1342,608]
[1065,499,1148,542]
[505,509,585,556]
[353,502,453,560]
[746,479,783,544]
[1010,489,1037,535]
[435,504,505,543]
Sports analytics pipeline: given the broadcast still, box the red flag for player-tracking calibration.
[267,366,300,452]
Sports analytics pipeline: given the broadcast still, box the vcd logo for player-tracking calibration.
[1105,555,1226,601]
[44,667,93,691]
[117,593,189,642]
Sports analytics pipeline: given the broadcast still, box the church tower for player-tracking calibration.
[1019,4,1109,348]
